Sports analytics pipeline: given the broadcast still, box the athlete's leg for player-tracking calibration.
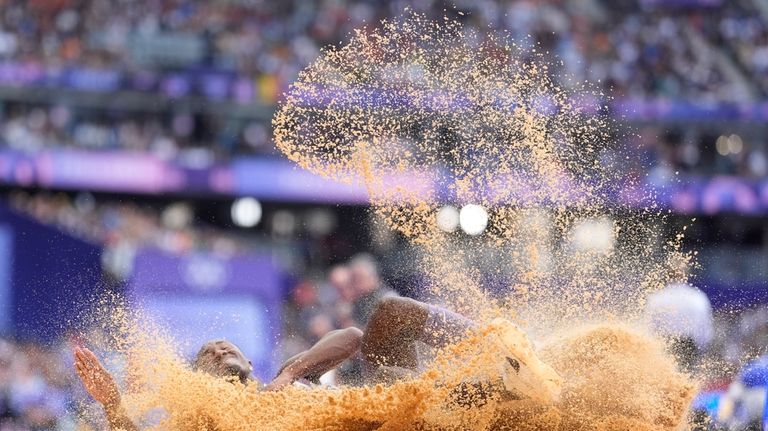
[361,297,562,405]
[361,296,475,368]
[361,297,503,406]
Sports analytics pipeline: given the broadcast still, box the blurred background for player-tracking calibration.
[0,0,764,429]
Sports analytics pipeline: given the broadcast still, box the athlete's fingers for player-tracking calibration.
[75,353,85,367]
[74,355,88,372]
[82,348,97,364]
[76,357,94,375]
[75,363,90,383]
[76,360,103,383]
[88,351,106,372]
[83,348,103,370]
[75,348,93,369]
[75,362,93,381]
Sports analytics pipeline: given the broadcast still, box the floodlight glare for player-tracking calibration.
[459,204,488,236]
[231,197,262,228]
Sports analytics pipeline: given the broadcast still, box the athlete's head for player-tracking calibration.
[192,340,252,384]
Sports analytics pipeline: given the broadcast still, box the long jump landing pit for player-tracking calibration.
[78,12,696,431]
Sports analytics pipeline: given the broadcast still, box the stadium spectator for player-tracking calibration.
[348,253,398,326]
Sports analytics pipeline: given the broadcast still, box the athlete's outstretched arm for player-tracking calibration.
[74,347,138,431]
[266,326,363,391]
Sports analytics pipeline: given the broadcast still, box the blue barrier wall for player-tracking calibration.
[0,204,102,342]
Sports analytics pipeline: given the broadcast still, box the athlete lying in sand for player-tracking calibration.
[74,326,362,430]
[75,297,561,429]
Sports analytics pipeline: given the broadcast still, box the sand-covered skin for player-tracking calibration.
[77,12,697,430]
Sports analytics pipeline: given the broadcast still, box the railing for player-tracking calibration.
[0,148,766,213]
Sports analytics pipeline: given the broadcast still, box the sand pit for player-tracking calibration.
[75,312,694,430]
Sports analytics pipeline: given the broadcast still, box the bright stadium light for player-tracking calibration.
[436,205,460,232]
[459,204,488,236]
[231,197,262,228]
[570,217,616,253]
[728,134,743,154]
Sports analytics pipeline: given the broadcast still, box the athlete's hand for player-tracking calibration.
[74,347,121,408]
[264,370,294,391]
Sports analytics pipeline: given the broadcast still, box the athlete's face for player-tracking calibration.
[194,340,252,383]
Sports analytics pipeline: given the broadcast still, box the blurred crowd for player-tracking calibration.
[0,0,764,176]
[0,0,762,100]
[716,2,768,94]
[0,337,83,431]
[3,100,767,178]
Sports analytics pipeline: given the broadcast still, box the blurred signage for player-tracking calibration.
[128,248,284,381]
[0,148,767,213]
[64,68,122,91]
[179,253,232,292]
[611,98,766,121]
[129,33,206,68]
[35,150,186,193]
[0,148,381,203]
[644,176,768,215]
[0,61,256,104]
[0,61,766,121]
